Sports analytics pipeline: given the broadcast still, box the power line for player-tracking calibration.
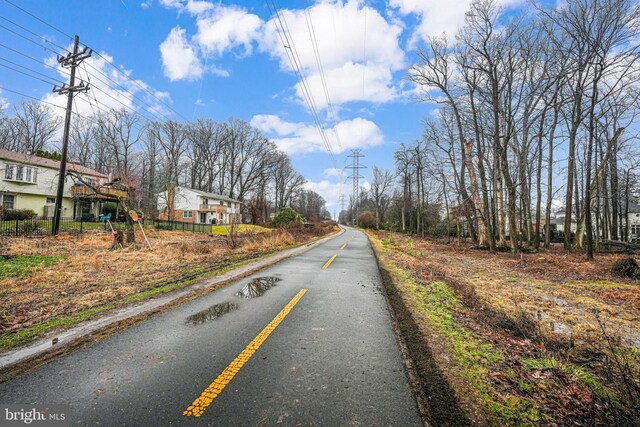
[81,61,174,123]
[2,0,73,41]
[0,58,64,86]
[266,0,337,165]
[0,85,68,112]
[0,42,71,77]
[81,48,188,122]
[1,0,183,122]
[305,8,342,150]
[0,14,71,54]
[0,23,66,57]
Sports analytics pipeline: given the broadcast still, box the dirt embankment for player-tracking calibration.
[369,230,640,426]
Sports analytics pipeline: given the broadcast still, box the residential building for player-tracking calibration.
[157,186,241,224]
[0,148,126,220]
[552,203,640,243]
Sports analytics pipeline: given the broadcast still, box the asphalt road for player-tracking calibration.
[0,227,422,426]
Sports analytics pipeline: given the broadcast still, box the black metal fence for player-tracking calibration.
[150,220,211,233]
[0,217,213,237]
[0,217,92,237]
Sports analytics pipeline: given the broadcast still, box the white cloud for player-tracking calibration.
[389,0,522,48]
[157,0,406,109]
[194,5,261,56]
[304,179,343,211]
[250,114,383,155]
[260,0,405,109]
[160,26,204,81]
[323,168,347,179]
[140,0,152,8]
[0,89,8,110]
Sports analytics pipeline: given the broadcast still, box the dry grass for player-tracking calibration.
[369,231,640,424]
[0,225,334,349]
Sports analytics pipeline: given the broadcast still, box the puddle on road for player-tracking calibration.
[236,277,281,299]
[187,302,239,325]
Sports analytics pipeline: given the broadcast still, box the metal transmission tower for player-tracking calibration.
[345,149,366,226]
[51,35,92,235]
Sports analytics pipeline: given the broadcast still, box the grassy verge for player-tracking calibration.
[0,255,63,279]
[0,305,114,349]
[368,231,625,426]
[0,227,337,352]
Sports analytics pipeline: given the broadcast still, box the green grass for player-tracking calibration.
[415,279,542,425]
[0,255,62,279]
[370,234,543,426]
[520,357,619,404]
[0,305,114,350]
[210,224,273,235]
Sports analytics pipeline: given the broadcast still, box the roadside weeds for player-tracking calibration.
[367,230,639,426]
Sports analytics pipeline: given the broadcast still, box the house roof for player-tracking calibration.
[178,186,241,204]
[0,148,108,178]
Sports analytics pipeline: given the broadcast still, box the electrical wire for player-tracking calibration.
[266,0,336,165]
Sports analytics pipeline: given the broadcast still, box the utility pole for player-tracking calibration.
[344,149,366,227]
[51,35,91,235]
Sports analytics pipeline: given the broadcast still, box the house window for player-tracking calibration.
[219,201,223,206]
[2,194,15,210]
[203,198,208,205]
[227,201,231,207]
[3,164,37,183]
[183,211,193,219]
[46,197,56,204]
[219,213,223,219]
[632,225,640,236]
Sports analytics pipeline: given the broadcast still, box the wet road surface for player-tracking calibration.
[0,227,422,426]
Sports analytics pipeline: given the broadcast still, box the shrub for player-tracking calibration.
[357,211,376,229]
[0,208,37,220]
[611,257,640,278]
[272,208,303,228]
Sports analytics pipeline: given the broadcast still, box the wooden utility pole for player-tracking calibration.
[51,35,91,235]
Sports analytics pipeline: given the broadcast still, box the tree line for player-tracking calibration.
[0,101,330,223]
[343,0,640,257]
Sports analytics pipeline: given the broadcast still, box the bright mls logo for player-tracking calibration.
[1,405,69,426]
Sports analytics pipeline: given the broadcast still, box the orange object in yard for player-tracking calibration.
[129,210,139,222]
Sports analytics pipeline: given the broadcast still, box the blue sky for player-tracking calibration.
[0,0,521,213]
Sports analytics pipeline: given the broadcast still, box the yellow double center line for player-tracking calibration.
[183,289,307,418]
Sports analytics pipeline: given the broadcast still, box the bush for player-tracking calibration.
[0,208,37,220]
[272,208,303,228]
[357,211,376,229]
[611,257,640,278]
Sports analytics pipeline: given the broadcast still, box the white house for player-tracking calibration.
[552,203,640,243]
[0,148,121,219]
[157,186,241,225]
